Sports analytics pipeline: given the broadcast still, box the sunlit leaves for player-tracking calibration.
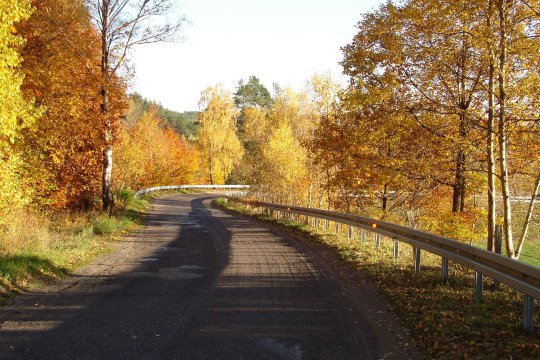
[197,85,244,184]
[114,107,200,190]
[16,0,125,209]
[0,0,40,216]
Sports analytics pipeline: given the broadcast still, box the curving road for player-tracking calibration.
[0,193,419,359]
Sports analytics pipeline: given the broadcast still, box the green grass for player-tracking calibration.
[217,197,540,360]
[0,190,150,298]
[468,200,540,267]
[92,215,134,235]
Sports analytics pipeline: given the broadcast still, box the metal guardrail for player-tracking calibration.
[134,185,250,198]
[231,198,540,332]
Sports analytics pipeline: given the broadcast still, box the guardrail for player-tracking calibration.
[135,185,250,198]
[230,198,540,332]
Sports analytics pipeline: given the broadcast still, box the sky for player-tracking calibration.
[131,0,385,112]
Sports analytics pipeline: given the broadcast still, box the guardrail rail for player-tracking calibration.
[134,184,250,198]
[230,198,540,333]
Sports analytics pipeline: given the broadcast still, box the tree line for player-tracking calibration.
[197,1,540,261]
[3,0,540,261]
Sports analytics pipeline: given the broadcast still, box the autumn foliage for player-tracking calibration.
[0,0,200,220]
[17,0,127,209]
[114,107,200,190]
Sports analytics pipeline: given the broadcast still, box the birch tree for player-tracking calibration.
[86,0,184,211]
[197,85,244,185]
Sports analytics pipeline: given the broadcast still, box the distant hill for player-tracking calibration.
[125,93,198,139]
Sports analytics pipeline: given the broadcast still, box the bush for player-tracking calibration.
[92,216,119,235]
[115,188,135,210]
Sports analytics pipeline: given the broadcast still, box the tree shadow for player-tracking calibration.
[0,255,69,294]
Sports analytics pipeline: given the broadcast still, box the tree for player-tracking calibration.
[197,85,244,184]
[85,0,185,211]
[114,107,200,189]
[234,76,272,110]
[18,0,123,209]
[241,87,316,205]
[308,73,341,208]
[261,123,308,204]
[0,0,40,216]
[125,93,198,138]
[491,0,540,257]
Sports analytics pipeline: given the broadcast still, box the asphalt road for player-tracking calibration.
[0,193,419,359]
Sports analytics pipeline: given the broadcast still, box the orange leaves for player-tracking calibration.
[114,107,200,190]
[12,0,130,209]
[16,0,114,209]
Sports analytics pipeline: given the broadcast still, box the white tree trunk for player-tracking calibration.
[497,0,515,257]
[515,171,540,259]
[487,0,497,252]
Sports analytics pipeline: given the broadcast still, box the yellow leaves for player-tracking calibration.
[11,0,111,209]
[263,123,307,186]
[0,0,39,216]
[197,85,244,184]
[243,107,269,144]
[114,107,200,190]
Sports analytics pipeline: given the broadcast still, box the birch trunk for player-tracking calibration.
[515,171,540,259]
[497,0,515,257]
[100,1,113,212]
[308,157,313,208]
[209,145,214,185]
[487,0,497,252]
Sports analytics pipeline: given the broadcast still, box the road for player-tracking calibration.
[0,193,419,359]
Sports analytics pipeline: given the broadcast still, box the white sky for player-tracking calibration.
[131,0,384,112]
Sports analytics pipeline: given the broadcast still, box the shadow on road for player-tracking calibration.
[0,194,374,359]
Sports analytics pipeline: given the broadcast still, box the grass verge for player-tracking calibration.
[0,191,150,302]
[217,197,540,360]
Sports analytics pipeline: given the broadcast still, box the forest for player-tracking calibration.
[1,0,540,268]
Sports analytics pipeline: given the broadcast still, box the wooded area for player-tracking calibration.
[1,0,540,263]
[219,0,540,263]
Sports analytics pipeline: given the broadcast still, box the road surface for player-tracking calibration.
[0,193,419,359]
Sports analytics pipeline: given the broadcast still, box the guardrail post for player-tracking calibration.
[375,233,380,250]
[313,217,318,227]
[414,247,421,273]
[348,225,353,239]
[442,257,449,283]
[325,219,329,230]
[335,221,339,233]
[494,225,502,290]
[475,271,483,302]
[361,228,366,242]
[524,295,534,333]
[393,239,399,260]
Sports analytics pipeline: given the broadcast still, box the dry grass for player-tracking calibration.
[0,193,148,296]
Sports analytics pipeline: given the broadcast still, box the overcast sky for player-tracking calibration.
[131,0,384,112]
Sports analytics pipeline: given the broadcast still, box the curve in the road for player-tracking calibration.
[0,193,420,360]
